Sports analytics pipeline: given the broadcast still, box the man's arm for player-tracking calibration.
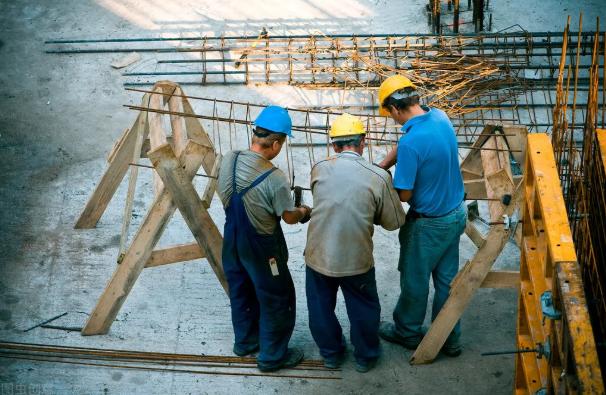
[375,175,406,231]
[282,206,311,224]
[271,172,312,225]
[377,146,398,170]
[398,189,413,203]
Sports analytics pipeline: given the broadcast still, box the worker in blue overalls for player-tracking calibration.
[217,105,312,372]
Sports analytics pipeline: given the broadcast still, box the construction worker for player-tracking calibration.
[217,105,312,372]
[304,113,405,373]
[376,75,467,357]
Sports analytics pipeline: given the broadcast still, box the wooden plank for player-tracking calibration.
[554,262,604,394]
[461,168,483,181]
[485,168,515,222]
[529,136,576,263]
[409,183,522,365]
[75,113,143,229]
[480,270,519,288]
[145,243,205,268]
[110,52,141,69]
[463,178,487,198]
[148,143,229,295]
[147,90,168,149]
[107,128,130,163]
[140,136,174,157]
[459,124,497,175]
[81,141,207,335]
[201,154,222,209]
[167,86,187,156]
[148,89,168,198]
[481,135,514,221]
[181,95,217,174]
[464,220,485,248]
[118,105,149,258]
[460,151,483,178]
[502,125,528,167]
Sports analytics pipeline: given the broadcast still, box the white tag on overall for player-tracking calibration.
[269,257,279,276]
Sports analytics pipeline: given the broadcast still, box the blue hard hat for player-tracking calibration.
[253,105,293,137]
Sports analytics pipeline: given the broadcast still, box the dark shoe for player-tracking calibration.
[355,358,377,373]
[441,343,462,357]
[233,343,259,357]
[257,347,304,372]
[379,322,420,350]
[324,350,346,369]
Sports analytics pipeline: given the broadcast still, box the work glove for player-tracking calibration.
[299,205,312,224]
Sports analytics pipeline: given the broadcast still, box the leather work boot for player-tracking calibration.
[355,358,378,373]
[378,322,421,350]
[441,343,463,357]
[324,350,346,369]
[257,347,304,372]
[233,343,259,357]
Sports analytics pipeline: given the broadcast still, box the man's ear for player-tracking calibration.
[272,139,283,152]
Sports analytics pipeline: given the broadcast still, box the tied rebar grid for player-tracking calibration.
[47,30,605,140]
[46,31,602,86]
[124,85,524,189]
[550,16,606,379]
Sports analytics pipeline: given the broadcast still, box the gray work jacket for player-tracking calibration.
[305,151,405,277]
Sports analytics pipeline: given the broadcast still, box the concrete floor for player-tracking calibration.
[1,1,605,394]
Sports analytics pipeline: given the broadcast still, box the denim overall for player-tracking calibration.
[222,151,296,368]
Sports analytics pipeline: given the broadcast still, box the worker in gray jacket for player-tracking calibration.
[304,113,406,373]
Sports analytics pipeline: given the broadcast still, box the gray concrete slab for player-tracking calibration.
[1,1,604,394]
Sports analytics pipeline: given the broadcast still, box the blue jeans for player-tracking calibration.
[306,266,381,363]
[393,202,467,346]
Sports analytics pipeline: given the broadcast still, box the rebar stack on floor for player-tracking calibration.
[551,17,606,380]
[0,342,340,380]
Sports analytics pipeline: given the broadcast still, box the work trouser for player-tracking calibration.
[306,266,381,363]
[393,202,467,346]
[224,242,296,367]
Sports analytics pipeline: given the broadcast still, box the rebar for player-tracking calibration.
[0,341,339,380]
[550,16,606,378]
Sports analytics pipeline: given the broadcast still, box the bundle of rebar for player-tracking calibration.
[0,341,341,380]
[550,16,606,379]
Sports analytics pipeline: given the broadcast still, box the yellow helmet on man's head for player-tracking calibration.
[378,75,416,116]
[329,113,366,138]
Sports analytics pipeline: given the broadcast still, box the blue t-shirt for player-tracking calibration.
[393,106,464,216]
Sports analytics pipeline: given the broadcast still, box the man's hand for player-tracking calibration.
[299,205,312,224]
[373,162,392,178]
[377,147,398,170]
[282,205,312,225]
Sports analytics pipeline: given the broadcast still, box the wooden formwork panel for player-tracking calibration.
[514,134,603,394]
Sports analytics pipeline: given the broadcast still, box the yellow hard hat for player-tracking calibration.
[329,113,366,138]
[378,75,416,116]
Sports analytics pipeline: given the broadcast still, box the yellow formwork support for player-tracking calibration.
[515,134,604,394]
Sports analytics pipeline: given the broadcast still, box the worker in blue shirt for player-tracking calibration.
[376,75,467,357]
